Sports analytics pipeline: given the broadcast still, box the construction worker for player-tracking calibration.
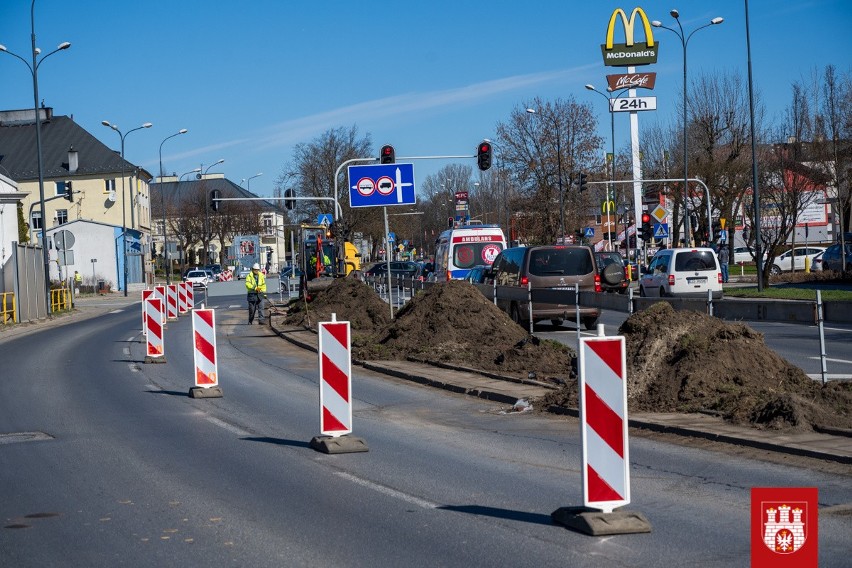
[74,270,82,293]
[245,262,267,324]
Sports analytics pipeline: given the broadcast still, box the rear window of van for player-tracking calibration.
[529,248,593,276]
[674,251,717,271]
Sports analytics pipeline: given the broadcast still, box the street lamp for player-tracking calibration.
[101,120,153,296]
[247,172,263,191]
[0,2,70,315]
[203,159,224,175]
[158,128,188,284]
[585,84,630,252]
[179,168,201,181]
[652,10,723,245]
[526,107,565,241]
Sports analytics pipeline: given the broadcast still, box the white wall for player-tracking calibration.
[0,174,27,269]
[46,220,119,287]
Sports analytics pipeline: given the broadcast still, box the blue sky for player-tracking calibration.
[1,0,850,199]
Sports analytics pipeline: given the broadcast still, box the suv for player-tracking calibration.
[489,245,600,329]
[820,242,852,272]
[639,248,723,298]
[594,251,628,294]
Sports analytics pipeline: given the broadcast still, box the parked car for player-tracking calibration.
[733,246,755,264]
[769,247,826,275]
[204,264,223,281]
[365,261,420,278]
[463,265,490,284]
[237,266,251,280]
[489,245,600,329]
[183,269,210,288]
[593,251,628,294]
[811,250,825,271]
[820,242,852,272]
[639,248,723,299]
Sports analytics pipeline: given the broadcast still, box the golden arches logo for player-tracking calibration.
[605,7,655,49]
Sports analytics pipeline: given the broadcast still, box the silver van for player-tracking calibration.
[639,247,723,298]
[489,245,601,329]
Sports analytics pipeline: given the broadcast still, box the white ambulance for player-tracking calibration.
[433,224,507,281]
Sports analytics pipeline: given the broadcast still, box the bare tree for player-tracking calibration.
[496,96,603,244]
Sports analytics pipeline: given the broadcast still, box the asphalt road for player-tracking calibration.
[1,294,850,566]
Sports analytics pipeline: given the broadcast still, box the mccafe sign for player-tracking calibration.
[606,72,657,91]
[600,6,658,67]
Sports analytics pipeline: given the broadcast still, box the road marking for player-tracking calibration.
[123,347,131,356]
[807,374,852,381]
[203,415,252,437]
[109,309,124,314]
[229,305,241,309]
[808,356,852,365]
[333,472,438,509]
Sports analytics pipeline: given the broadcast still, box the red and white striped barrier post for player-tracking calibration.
[154,285,167,325]
[189,307,222,398]
[177,282,189,314]
[309,314,368,454]
[183,282,194,311]
[143,297,166,364]
[166,284,179,321]
[141,289,153,335]
[552,331,650,535]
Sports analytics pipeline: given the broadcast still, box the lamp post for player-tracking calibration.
[526,107,565,242]
[179,168,201,181]
[101,120,152,296]
[247,172,263,191]
[203,159,224,176]
[652,11,723,245]
[158,129,188,284]
[584,85,631,252]
[0,2,70,315]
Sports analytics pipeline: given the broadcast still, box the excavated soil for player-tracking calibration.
[277,279,852,432]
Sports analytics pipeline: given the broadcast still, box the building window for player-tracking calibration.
[104,179,116,194]
[595,215,602,225]
[31,210,42,230]
[56,209,68,225]
[262,215,273,236]
[55,181,65,197]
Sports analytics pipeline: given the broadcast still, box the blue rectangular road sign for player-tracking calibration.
[653,222,669,239]
[583,227,595,238]
[317,213,333,225]
[349,163,416,208]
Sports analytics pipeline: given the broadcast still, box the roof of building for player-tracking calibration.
[0,109,140,181]
[150,177,284,214]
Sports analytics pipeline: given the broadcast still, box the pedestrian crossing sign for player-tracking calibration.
[653,222,668,238]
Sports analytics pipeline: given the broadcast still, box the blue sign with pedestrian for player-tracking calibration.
[387,232,395,243]
[317,213,333,225]
[583,227,595,238]
[348,163,416,208]
[653,222,669,239]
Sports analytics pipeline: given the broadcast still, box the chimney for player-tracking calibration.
[68,146,79,173]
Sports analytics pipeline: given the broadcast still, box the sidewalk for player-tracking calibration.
[271,324,852,466]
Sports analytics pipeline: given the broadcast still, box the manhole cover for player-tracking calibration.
[0,432,54,445]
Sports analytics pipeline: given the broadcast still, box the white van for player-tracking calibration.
[639,248,723,299]
[433,224,507,281]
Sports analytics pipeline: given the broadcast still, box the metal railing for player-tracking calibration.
[1,292,16,324]
[50,287,70,312]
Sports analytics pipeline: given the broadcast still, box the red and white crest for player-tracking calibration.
[761,502,808,554]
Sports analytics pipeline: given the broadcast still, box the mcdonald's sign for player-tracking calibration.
[600,7,659,67]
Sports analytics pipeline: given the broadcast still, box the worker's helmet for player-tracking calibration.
[252,263,261,270]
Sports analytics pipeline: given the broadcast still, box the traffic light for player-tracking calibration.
[380,144,395,164]
[477,141,492,171]
[283,188,295,210]
[578,173,588,192]
[639,212,652,241]
[210,189,221,212]
[64,180,73,201]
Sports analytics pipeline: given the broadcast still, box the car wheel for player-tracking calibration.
[583,317,598,330]
[659,287,667,297]
[511,304,524,326]
[770,264,781,275]
[551,318,564,326]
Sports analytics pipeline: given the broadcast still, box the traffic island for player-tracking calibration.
[309,435,369,454]
[551,506,652,536]
[189,386,223,398]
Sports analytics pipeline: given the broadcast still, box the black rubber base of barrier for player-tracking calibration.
[551,506,652,536]
[309,435,369,454]
[144,356,167,364]
[189,386,223,398]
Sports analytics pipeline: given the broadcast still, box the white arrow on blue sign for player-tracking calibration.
[349,163,416,208]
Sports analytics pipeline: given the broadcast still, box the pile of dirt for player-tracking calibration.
[278,279,851,432]
[540,302,852,431]
[353,280,575,382]
[280,278,392,339]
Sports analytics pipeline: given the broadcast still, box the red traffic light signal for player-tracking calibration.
[639,213,653,241]
[380,144,395,164]
[477,141,492,171]
[641,213,651,225]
